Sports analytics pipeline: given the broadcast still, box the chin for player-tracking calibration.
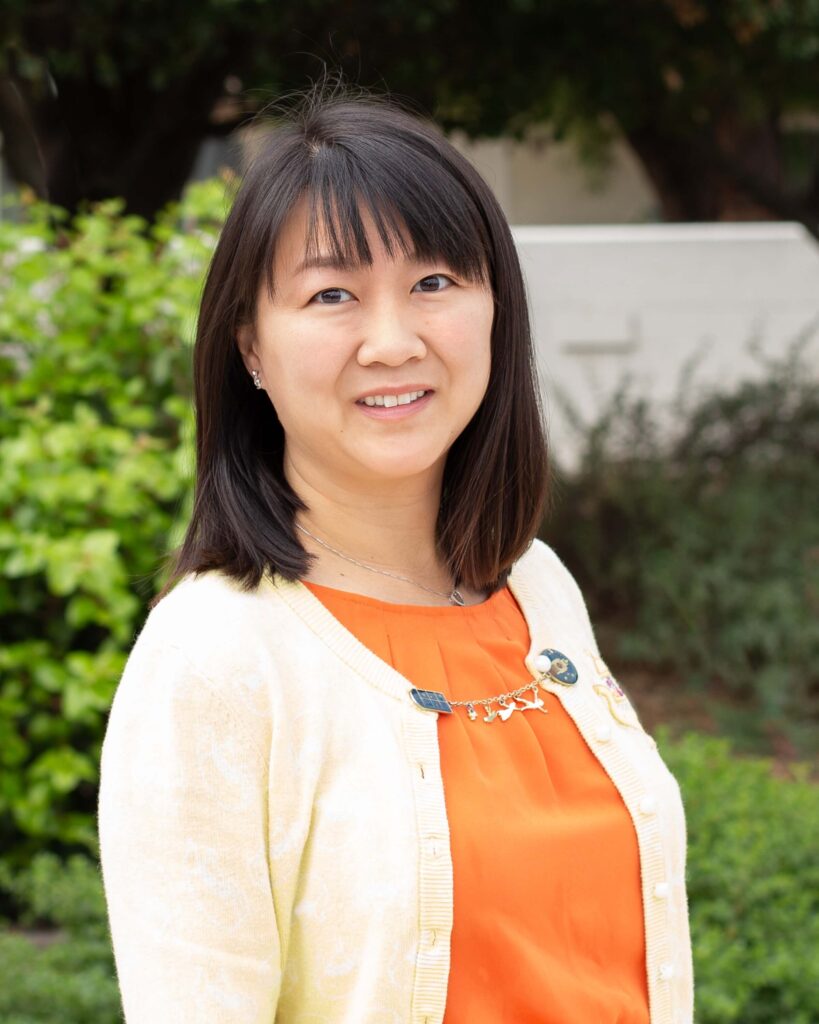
[352,447,446,483]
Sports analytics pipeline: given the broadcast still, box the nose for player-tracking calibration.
[356,302,427,367]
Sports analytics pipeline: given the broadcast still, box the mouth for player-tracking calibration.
[355,388,432,408]
[354,389,435,420]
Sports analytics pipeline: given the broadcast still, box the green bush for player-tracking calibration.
[0,183,229,865]
[657,727,818,1024]
[0,853,120,1023]
[548,338,819,758]
[0,731,815,1023]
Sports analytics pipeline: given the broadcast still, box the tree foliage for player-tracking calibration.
[0,0,818,230]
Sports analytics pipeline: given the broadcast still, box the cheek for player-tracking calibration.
[261,324,345,398]
[448,303,493,387]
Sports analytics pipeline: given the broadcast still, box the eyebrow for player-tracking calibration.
[295,255,359,275]
[294,252,428,275]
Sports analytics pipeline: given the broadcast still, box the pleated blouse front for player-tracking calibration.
[302,579,651,1024]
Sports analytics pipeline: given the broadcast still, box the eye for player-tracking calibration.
[413,274,455,293]
[310,287,354,305]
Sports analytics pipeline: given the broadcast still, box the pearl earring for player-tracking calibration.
[251,369,262,390]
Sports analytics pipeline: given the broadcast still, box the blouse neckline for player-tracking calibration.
[260,540,549,707]
[300,578,511,616]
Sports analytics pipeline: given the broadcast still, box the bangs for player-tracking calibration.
[263,137,494,299]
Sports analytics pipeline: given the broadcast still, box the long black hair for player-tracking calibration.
[151,77,550,607]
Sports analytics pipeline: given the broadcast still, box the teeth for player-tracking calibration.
[360,390,427,407]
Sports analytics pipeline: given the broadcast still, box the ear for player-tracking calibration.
[235,322,259,376]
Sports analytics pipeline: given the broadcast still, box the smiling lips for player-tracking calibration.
[357,389,429,408]
[355,388,434,419]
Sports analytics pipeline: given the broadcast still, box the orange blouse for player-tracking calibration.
[303,579,650,1023]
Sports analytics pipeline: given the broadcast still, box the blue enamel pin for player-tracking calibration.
[410,688,453,714]
[536,648,579,685]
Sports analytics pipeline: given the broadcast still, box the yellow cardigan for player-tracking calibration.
[97,538,695,1023]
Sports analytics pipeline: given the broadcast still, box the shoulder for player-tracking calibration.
[135,568,300,664]
[513,537,598,646]
[140,568,273,647]
[117,569,294,727]
[515,537,585,599]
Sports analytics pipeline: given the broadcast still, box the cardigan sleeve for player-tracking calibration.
[97,628,281,1023]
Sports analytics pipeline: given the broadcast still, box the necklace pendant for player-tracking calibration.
[466,702,478,721]
[449,588,465,606]
[515,684,549,715]
[497,696,520,721]
[482,696,518,723]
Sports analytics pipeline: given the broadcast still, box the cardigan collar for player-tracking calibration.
[261,539,550,708]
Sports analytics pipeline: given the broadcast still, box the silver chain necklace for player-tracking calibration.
[295,523,466,606]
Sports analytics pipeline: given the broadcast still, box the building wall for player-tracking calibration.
[448,128,659,226]
[513,223,819,470]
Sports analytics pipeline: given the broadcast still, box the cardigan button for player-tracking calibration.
[639,795,658,816]
[594,723,612,742]
[653,881,670,899]
[658,962,674,981]
[534,653,552,674]
[426,838,443,859]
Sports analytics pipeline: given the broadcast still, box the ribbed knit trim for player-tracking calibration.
[517,545,678,1023]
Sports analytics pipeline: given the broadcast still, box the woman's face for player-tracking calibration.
[236,197,494,493]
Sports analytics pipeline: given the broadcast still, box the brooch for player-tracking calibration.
[409,648,579,723]
[589,652,644,731]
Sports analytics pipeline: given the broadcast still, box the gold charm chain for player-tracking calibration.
[448,678,544,709]
[449,676,550,723]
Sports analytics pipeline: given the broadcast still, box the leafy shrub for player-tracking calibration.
[547,338,819,758]
[657,727,819,1024]
[0,183,230,865]
[0,853,120,1023]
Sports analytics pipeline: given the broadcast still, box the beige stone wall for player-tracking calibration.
[447,127,659,225]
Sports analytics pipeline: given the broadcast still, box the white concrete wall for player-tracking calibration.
[511,223,819,470]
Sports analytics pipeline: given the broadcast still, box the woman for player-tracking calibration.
[98,82,694,1024]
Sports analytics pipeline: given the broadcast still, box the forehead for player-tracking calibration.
[279,198,417,276]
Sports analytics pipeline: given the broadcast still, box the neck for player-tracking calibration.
[285,453,450,588]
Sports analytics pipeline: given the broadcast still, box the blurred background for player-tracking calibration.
[0,3,817,1022]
